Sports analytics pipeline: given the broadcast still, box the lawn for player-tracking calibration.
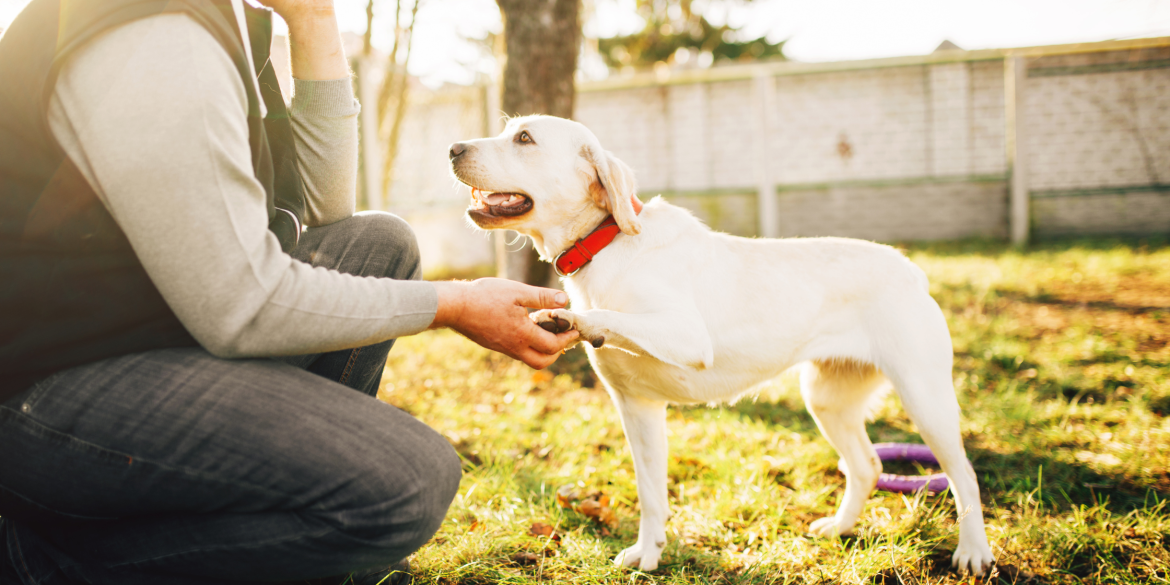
[380,237,1170,584]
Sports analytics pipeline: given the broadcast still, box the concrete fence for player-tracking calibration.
[355,37,1170,274]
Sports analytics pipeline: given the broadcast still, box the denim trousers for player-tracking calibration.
[0,212,461,584]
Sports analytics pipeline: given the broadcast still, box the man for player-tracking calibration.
[0,0,579,582]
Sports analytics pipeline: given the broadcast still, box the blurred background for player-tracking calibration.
[2,0,1167,282]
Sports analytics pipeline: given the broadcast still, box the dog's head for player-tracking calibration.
[449,115,640,256]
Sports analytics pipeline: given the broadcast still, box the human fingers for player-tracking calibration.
[521,332,579,369]
[518,347,559,370]
[515,284,569,310]
[527,323,578,355]
[553,329,580,351]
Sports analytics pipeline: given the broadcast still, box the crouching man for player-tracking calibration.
[0,0,578,583]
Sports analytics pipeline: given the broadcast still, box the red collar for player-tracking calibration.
[553,215,622,277]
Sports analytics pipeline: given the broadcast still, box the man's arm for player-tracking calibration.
[287,79,359,227]
[266,0,348,81]
[48,13,575,368]
[269,0,360,227]
[47,14,433,357]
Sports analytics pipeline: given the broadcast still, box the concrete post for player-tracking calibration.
[752,73,779,238]
[1005,55,1029,246]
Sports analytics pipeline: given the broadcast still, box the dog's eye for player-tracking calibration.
[516,130,533,144]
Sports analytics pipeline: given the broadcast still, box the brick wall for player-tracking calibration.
[573,60,1015,240]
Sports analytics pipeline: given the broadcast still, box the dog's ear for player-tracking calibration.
[583,145,641,235]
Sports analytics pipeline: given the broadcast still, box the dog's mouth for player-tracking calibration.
[469,187,533,217]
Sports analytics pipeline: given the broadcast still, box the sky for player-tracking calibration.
[3,0,1168,87]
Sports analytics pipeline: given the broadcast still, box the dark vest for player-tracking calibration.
[0,0,307,402]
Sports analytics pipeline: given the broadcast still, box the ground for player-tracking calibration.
[382,237,1170,584]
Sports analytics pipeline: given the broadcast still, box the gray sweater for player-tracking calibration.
[47,13,439,358]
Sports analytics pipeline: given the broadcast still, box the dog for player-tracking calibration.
[448,115,996,575]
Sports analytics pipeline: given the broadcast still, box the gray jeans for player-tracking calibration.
[0,212,461,584]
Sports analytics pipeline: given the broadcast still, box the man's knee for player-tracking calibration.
[350,211,422,281]
[398,436,461,549]
[392,430,461,533]
[323,420,461,558]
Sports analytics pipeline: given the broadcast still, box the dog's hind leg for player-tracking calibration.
[801,359,887,538]
[610,391,670,572]
[885,362,995,575]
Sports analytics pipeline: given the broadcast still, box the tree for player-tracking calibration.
[599,0,784,70]
[494,0,581,286]
[352,0,421,211]
[370,0,422,198]
[378,0,421,197]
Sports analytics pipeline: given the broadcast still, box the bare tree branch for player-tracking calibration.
[380,0,422,197]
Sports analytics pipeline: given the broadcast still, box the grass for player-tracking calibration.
[377,237,1170,584]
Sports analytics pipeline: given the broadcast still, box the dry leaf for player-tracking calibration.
[555,484,579,508]
[511,551,540,565]
[576,498,602,516]
[577,495,617,527]
[556,485,617,527]
[528,522,561,542]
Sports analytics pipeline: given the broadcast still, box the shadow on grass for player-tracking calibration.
[899,235,1169,258]
[997,289,1169,316]
[690,396,1168,510]
[969,445,1169,511]
[712,398,926,448]
[715,398,820,435]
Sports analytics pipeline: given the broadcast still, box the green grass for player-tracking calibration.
[377,237,1170,584]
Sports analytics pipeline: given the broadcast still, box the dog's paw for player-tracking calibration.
[614,540,663,572]
[531,308,574,334]
[531,309,606,348]
[808,515,856,538]
[951,537,995,576]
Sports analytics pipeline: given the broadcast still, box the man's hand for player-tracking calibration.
[430,279,580,370]
[252,0,348,81]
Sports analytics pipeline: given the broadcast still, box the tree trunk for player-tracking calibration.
[495,0,580,287]
[379,0,420,200]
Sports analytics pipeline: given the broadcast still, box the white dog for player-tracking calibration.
[448,115,996,575]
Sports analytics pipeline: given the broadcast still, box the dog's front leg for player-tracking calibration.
[531,307,713,370]
[611,392,670,571]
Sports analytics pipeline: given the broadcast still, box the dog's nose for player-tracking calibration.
[449,142,466,160]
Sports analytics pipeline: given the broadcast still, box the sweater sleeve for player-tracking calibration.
[46,13,438,358]
[288,77,360,227]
